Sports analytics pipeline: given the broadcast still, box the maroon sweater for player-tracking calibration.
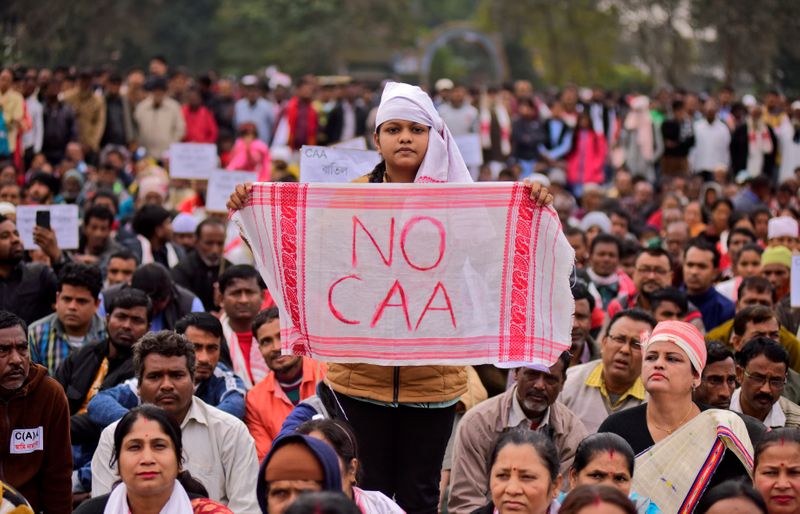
[0,364,72,513]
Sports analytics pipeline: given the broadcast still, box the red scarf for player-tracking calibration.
[285,96,317,149]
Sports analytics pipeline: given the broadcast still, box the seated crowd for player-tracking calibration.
[4,62,800,514]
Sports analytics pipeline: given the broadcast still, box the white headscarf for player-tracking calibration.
[375,82,473,183]
[105,480,194,514]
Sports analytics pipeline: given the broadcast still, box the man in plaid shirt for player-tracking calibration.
[28,262,106,373]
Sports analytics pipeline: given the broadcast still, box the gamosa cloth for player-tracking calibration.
[233,182,574,367]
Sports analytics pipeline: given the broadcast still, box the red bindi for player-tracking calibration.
[608,449,616,459]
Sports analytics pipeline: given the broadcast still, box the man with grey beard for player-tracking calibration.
[447,351,587,514]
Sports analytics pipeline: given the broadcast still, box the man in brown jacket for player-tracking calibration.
[0,310,72,513]
[447,351,587,514]
[64,70,106,156]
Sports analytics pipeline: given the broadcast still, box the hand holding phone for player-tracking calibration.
[36,210,51,230]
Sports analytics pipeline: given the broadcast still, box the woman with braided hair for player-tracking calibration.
[228,82,553,513]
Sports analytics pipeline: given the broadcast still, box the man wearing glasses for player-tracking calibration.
[608,248,705,332]
[730,337,800,429]
[0,310,72,513]
[693,341,737,409]
[561,308,657,433]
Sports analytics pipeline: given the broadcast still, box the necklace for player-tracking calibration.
[647,403,695,435]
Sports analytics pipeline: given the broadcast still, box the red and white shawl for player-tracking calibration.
[233,182,574,367]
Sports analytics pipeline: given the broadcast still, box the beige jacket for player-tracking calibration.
[448,386,588,514]
[64,89,106,151]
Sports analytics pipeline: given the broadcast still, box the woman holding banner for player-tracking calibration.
[228,82,553,514]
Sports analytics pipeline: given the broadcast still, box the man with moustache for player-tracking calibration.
[86,312,245,423]
[0,215,58,325]
[0,310,72,514]
[448,350,587,514]
[245,307,327,461]
[693,341,737,409]
[560,309,657,433]
[171,219,232,312]
[608,248,705,331]
[730,337,800,429]
[91,330,260,513]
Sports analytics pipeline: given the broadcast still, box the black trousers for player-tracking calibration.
[336,394,456,514]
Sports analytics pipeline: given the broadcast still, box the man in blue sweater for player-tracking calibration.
[684,238,735,331]
[86,312,245,427]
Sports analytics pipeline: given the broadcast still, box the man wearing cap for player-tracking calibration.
[234,75,276,145]
[730,337,800,429]
[449,351,587,514]
[134,76,185,160]
[561,309,657,433]
[767,216,798,251]
[438,84,479,137]
[761,246,792,302]
[171,213,198,253]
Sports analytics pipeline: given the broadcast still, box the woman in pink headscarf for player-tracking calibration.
[598,321,765,513]
[227,82,554,513]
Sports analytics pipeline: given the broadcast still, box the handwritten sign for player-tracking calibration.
[16,205,80,250]
[300,145,382,183]
[234,182,574,367]
[169,143,218,180]
[454,133,484,167]
[792,256,800,307]
[206,169,258,212]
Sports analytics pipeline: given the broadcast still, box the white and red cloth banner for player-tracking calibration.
[233,182,574,367]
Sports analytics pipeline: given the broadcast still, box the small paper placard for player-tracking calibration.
[299,145,382,183]
[206,169,259,212]
[16,205,80,250]
[169,143,218,180]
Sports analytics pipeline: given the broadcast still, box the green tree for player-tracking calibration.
[476,0,620,87]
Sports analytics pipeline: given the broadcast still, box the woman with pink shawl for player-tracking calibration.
[226,122,272,182]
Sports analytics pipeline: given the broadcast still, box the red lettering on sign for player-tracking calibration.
[400,216,446,271]
[352,216,394,268]
[371,280,411,331]
[415,281,456,330]
[328,274,362,325]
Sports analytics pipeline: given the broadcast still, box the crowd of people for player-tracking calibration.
[3,54,800,514]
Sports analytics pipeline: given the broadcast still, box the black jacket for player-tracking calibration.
[54,339,134,444]
[54,339,135,416]
[171,250,231,311]
[103,282,197,331]
[325,100,367,144]
[0,262,57,325]
[730,123,777,177]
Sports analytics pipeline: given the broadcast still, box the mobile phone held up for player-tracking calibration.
[36,210,51,230]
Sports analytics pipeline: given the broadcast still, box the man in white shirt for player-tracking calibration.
[91,330,260,513]
[437,85,479,136]
[691,99,731,176]
[730,337,800,429]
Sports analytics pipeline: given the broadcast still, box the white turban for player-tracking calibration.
[768,215,799,240]
[375,82,472,184]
